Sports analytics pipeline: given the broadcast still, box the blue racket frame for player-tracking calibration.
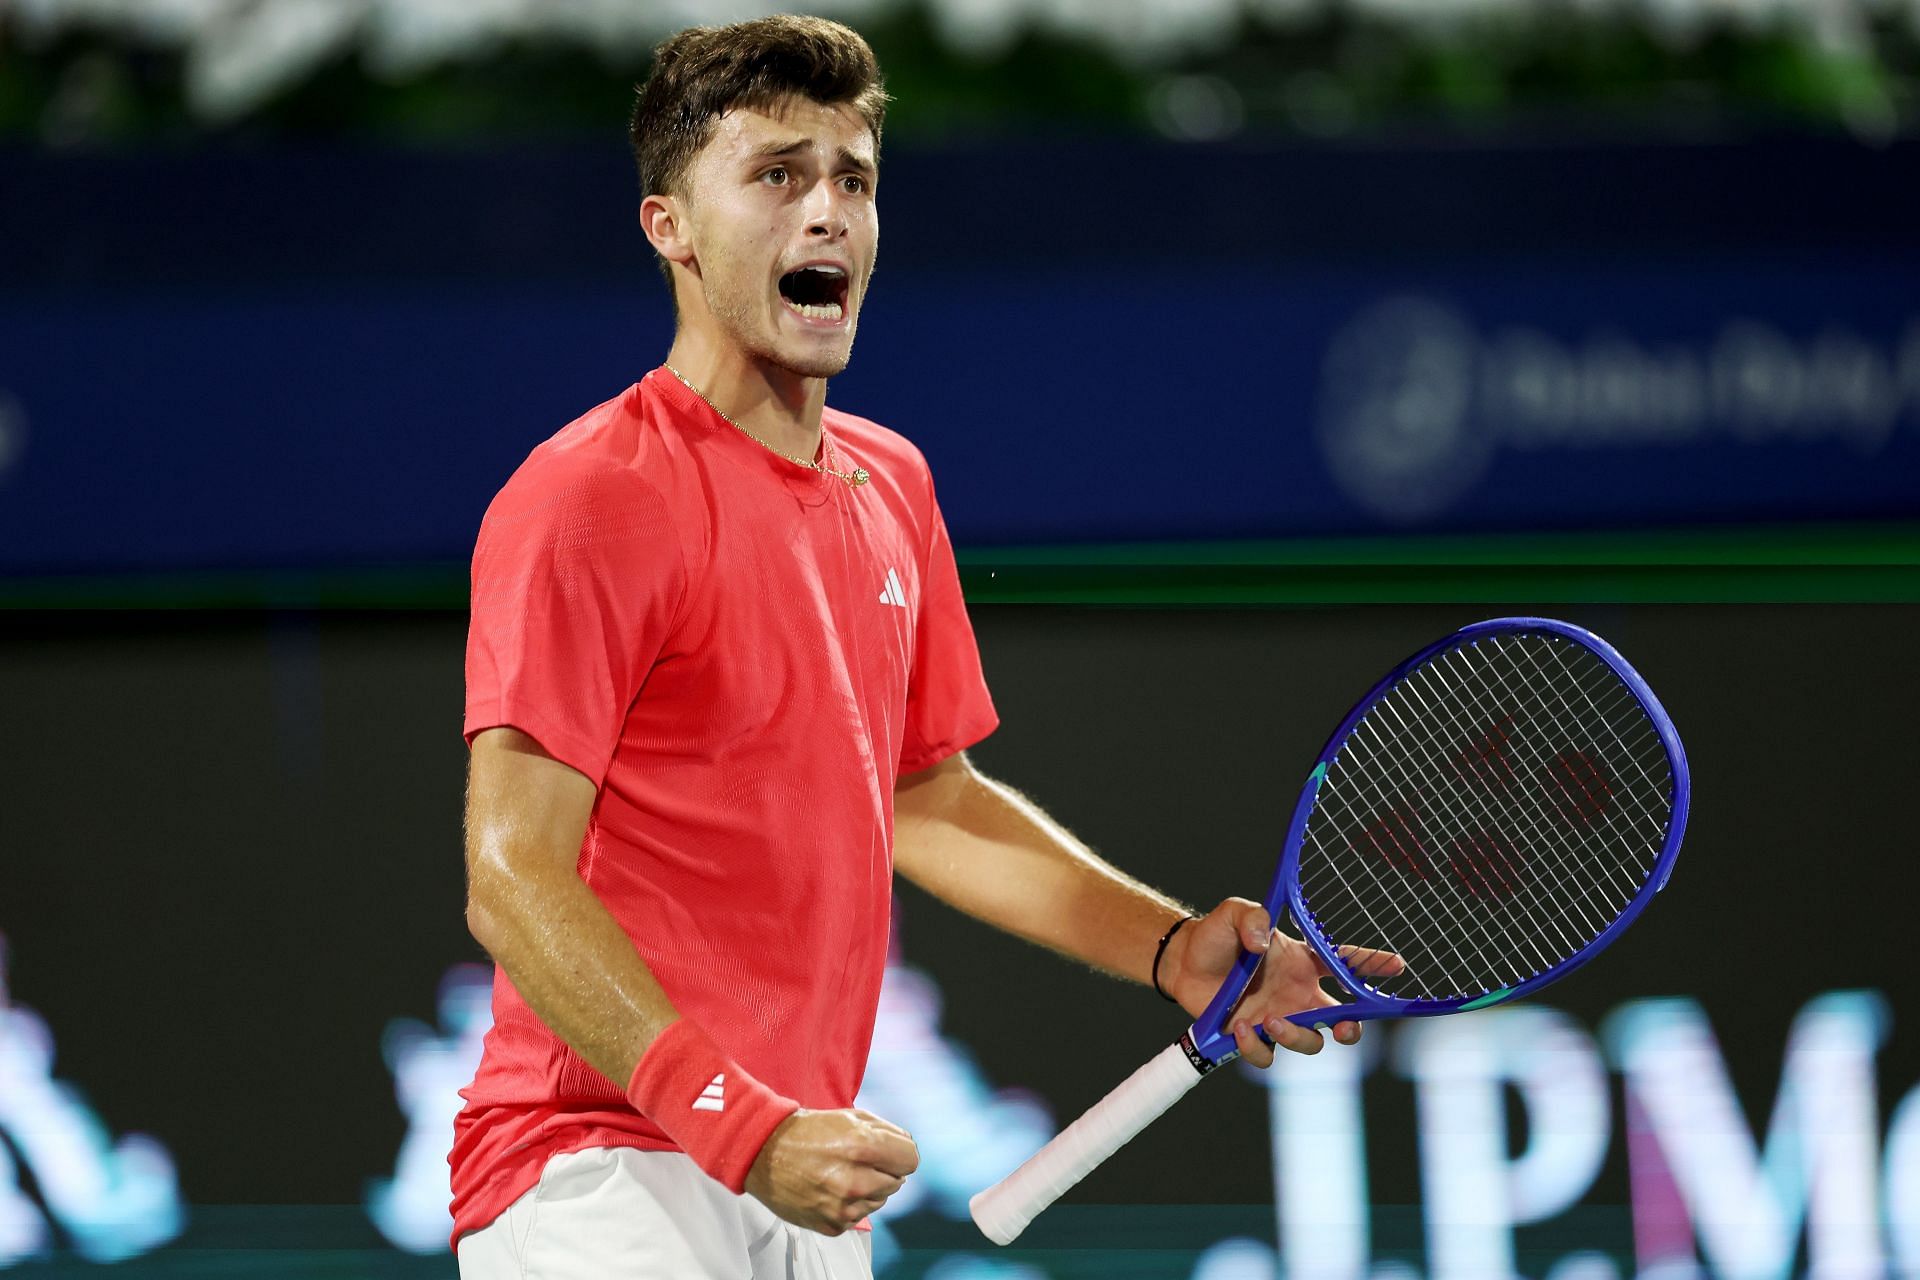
[1187,617,1690,1066]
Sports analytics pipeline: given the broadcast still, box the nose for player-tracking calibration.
[803,178,848,240]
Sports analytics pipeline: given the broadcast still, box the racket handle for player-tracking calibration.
[969,1038,1208,1245]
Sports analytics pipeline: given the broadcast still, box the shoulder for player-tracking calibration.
[478,384,691,557]
[824,405,935,497]
[486,385,671,523]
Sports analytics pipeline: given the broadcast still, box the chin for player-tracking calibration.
[770,342,854,381]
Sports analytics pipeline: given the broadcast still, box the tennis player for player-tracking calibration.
[453,16,1381,1279]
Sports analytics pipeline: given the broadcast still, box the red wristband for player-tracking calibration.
[625,1019,799,1193]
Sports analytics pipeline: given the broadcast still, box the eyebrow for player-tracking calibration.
[744,138,877,179]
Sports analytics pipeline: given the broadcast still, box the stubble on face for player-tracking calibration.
[677,99,878,383]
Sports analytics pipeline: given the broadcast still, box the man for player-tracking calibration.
[455,16,1391,1279]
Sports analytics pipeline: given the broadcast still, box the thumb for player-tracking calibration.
[854,1108,909,1138]
[1233,903,1273,953]
[866,1125,920,1177]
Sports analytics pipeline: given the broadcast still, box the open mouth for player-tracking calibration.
[778,264,850,323]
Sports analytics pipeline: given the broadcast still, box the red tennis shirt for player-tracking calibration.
[451,368,998,1241]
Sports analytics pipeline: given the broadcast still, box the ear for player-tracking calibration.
[640,193,695,267]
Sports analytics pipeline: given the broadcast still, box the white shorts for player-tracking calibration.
[456,1147,875,1280]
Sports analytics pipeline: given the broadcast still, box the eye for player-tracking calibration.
[840,175,868,195]
[761,166,789,186]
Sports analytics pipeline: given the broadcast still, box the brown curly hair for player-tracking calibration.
[631,16,889,287]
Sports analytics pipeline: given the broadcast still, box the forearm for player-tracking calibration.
[465,729,813,1202]
[466,863,681,1088]
[895,759,1346,1064]
[893,759,1190,984]
[464,729,682,1089]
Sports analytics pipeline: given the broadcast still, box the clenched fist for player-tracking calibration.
[745,1107,919,1235]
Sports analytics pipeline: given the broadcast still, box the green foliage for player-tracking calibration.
[1,1,1913,144]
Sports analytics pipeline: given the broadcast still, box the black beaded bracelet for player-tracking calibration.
[1151,914,1199,1003]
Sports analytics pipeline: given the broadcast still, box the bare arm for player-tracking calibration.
[891,752,1192,986]
[893,753,1394,1061]
[463,726,678,1084]
[464,726,916,1234]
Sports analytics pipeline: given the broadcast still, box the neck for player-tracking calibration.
[663,333,826,462]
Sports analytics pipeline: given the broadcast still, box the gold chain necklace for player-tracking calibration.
[662,363,869,487]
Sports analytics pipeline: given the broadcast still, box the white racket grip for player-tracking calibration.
[969,1037,1209,1245]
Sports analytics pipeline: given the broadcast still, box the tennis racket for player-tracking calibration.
[970,617,1688,1245]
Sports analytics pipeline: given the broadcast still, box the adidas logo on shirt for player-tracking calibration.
[693,1073,726,1113]
[878,568,909,609]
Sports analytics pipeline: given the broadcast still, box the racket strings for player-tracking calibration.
[1524,640,1674,838]
[1334,715,1552,989]
[1345,639,1665,993]
[1474,644,1674,898]
[1320,636,1669,996]
[1411,644,1660,966]
[1328,714,1567,993]
[1298,632,1674,1003]
[1311,711,1615,994]
[1367,676,1603,974]
[1438,647,1654,917]
[1315,656,1614,987]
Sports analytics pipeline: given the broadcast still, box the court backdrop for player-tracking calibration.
[0,603,1912,1278]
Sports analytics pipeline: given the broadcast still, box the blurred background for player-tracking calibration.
[3,1,1918,1277]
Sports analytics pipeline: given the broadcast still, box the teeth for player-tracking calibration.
[790,300,844,320]
[799,265,846,278]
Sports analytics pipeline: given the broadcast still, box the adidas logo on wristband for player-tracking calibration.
[628,1020,798,1192]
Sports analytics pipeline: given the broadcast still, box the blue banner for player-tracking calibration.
[4,259,1916,574]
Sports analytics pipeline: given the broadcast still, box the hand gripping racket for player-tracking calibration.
[970,617,1689,1245]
